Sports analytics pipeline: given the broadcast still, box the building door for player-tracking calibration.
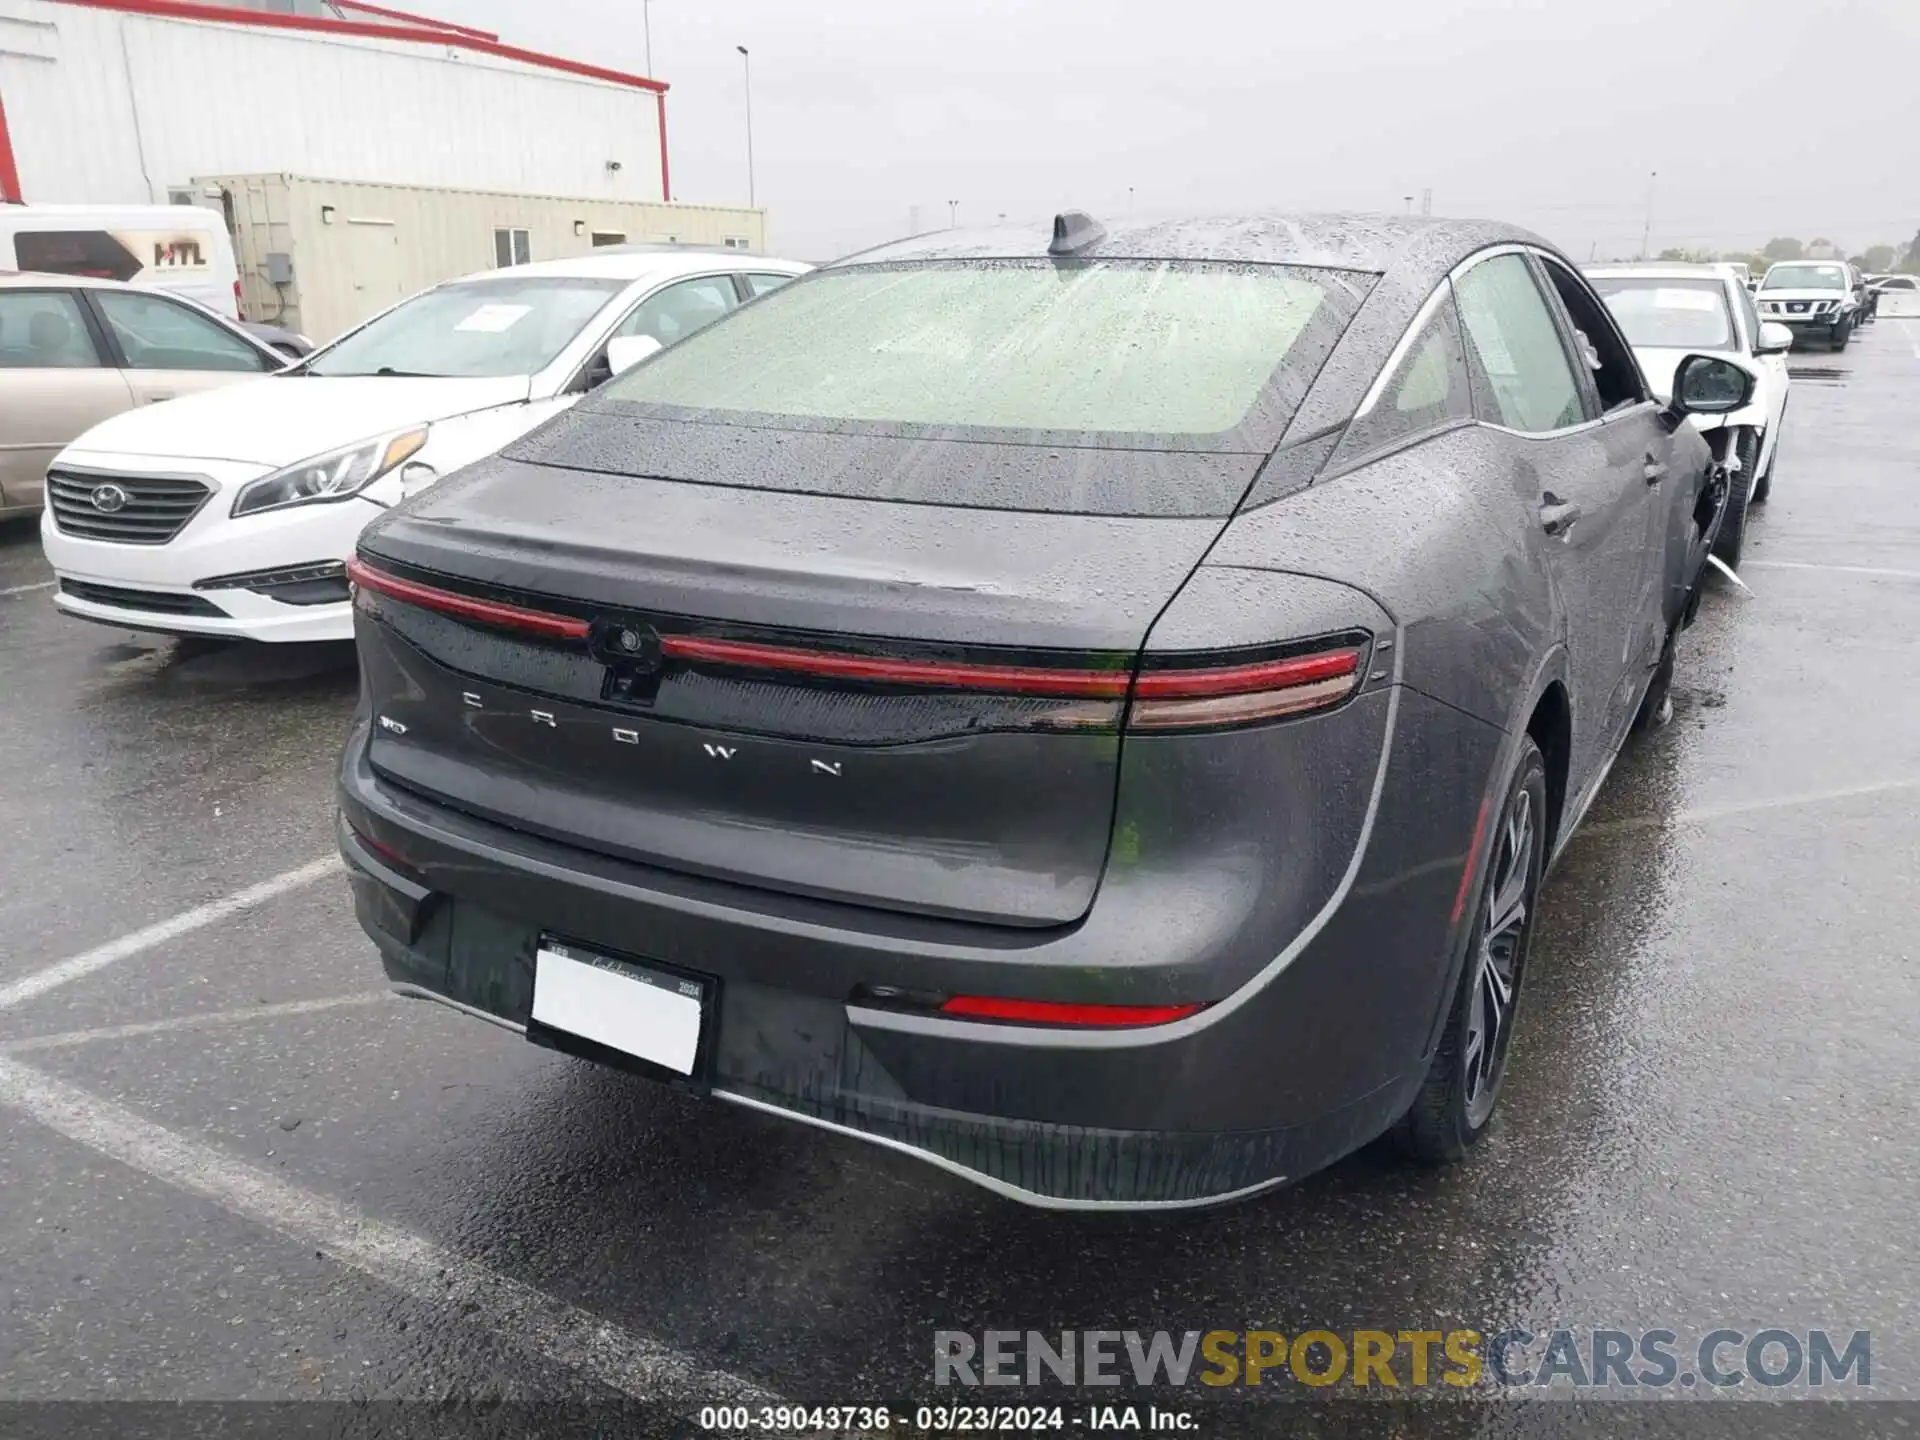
[347,220,403,318]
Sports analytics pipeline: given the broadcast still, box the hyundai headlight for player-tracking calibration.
[231,428,429,518]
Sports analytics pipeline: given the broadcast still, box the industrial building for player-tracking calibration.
[0,0,766,335]
[204,173,767,342]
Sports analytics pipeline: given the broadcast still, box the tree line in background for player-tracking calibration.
[1641,229,1920,275]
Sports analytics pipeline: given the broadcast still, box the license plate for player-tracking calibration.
[531,940,708,1076]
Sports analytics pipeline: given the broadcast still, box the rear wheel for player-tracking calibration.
[1752,434,1775,505]
[1393,738,1546,1162]
[1711,426,1759,569]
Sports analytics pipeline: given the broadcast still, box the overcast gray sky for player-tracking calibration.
[444,0,1918,264]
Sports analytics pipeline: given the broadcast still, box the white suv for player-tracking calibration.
[1755,260,1860,349]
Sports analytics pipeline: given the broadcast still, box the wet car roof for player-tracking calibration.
[837,212,1547,279]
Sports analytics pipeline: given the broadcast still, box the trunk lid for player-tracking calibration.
[354,453,1250,926]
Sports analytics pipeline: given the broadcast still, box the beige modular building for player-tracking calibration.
[195,172,768,344]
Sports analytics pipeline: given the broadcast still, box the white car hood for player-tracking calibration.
[1757,289,1847,305]
[67,375,532,466]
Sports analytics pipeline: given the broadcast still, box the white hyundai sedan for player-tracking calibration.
[40,248,808,642]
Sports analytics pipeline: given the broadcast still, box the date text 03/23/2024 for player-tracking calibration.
[697,1405,1193,1432]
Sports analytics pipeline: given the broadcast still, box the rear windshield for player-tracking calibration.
[1760,264,1847,291]
[592,259,1372,448]
[1590,277,1736,351]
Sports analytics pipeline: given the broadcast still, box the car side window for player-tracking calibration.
[745,272,796,298]
[91,291,271,373]
[1454,254,1589,433]
[1333,286,1473,464]
[614,276,739,346]
[1531,256,1645,413]
[0,290,104,369]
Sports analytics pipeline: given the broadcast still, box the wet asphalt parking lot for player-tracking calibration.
[2,323,1917,1439]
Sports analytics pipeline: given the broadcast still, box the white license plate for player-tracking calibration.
[531,942,706,1076]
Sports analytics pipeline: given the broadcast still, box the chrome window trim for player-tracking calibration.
[1350,281,1453,421]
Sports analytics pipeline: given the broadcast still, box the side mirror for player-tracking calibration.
[1669,354,1756,417]
[1755,321,1794,355]
[606,334,664,377]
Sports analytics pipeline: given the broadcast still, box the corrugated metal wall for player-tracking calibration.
[212,173,769,341]
[0,0,669,205]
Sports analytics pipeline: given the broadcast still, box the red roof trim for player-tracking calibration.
[0,86,22,204]
[331,0,498,42]
[50,0,667,93]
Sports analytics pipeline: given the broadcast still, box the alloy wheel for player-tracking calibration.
[1462,786,1535,1127]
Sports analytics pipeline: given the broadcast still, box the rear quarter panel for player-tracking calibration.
[1210,424,1556,737]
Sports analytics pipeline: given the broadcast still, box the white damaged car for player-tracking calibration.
[40,248,807,641]
[1586,262,1792,569]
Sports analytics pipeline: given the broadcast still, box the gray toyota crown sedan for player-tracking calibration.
[336,212,1747,1209]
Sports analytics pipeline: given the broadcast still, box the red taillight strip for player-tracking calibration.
[347,556,1364,712]
[347,558,590,641]
[661,633,1134,697]
[939,995,1205,1027]
[664,636,1362,701]
[1133,648,1360,698]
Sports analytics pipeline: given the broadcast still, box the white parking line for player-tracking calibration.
[0,856,343,1012]
[0,580,55,598]
[0,992,390,1055]
[1744,560,1920,581]
[1579,776,1920,840]
[0,1054,787,1409]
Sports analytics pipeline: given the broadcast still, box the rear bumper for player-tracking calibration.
[336,683,1501,1207]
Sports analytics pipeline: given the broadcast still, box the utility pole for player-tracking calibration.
[948,199,958,228]
[736,45,756,209]
[1640,170,1657,260]
[908,205,922,235]
[643,0,653,76]
[1421,188,1432,217]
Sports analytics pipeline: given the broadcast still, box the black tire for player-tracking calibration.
[1393,737,1547,1162]
[1632,623,1678,736]
[1831,319,1851,350]
[1752,438,1774,505]
[1711,426,1758,569]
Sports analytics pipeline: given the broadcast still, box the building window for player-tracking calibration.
[722,236,752,250]
[493,228,532,268]
[590,231,628,248]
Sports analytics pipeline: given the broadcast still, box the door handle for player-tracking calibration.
[1643,453,1668,484]
[1539,498,1583,538]
[143,393,176,405]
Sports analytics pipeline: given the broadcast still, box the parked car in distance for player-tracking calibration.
[1756,260,1859,348]
[1851,264,1876,325]
[1,270,284,522]
[0,203,243,319]
[39,249,810,640]
[239,321,315,359]
[339,212,1747,1209]
[1586,262,1792,566]
[1869,273,1920,318]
